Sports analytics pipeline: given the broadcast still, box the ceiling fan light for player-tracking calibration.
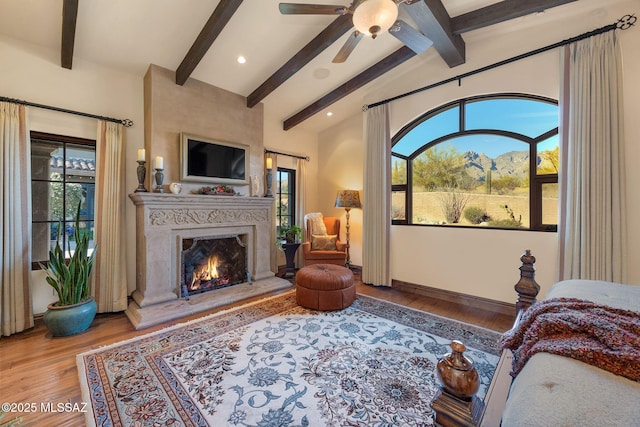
[352,0,398,38]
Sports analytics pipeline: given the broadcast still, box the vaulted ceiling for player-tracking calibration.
[0,0,622,133]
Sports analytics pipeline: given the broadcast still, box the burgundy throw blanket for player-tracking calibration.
[499,298,640,382]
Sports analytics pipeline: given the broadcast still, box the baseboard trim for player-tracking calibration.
[392,279,516,317]
[348,264,362,275]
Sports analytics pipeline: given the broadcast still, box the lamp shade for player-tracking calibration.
[352,0,398,38]
[335,190,362,209]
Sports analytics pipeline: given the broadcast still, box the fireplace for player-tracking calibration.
[126,193,292,330]
[181,235,248,297]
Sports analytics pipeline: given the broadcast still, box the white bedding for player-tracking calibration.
[501,280,640,427]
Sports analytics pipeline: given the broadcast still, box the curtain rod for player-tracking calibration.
[364,14,636,110]
[265,149,310,161]
[0,96,134,127]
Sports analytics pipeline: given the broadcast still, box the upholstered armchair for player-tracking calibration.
[302,215,347,266]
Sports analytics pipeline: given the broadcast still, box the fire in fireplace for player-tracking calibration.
[181,235,248,297]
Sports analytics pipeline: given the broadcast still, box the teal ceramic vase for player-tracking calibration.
[43,296,97,337]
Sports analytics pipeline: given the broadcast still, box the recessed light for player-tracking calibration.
[237,56,247,64]
[327,112,333,117]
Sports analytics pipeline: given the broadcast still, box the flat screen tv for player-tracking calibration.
[180,133,249,185]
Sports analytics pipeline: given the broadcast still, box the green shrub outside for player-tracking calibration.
[464,206,490,224]
[487,218,524,228]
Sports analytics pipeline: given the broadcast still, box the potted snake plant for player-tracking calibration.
[40,202,97,336]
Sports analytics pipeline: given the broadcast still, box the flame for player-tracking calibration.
[191,255,219,288]
[206,256,219,280]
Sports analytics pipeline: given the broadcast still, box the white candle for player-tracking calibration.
[266,157,272,169]
[155,156,164,169]
[137,148,145,161]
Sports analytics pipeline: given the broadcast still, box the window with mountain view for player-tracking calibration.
[391,94,558,231]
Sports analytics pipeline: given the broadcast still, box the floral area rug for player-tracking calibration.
[77,292,500,426]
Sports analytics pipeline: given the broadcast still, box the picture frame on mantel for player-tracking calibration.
[180,132,249,185]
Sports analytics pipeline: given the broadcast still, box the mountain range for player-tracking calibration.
[463,150,530,181]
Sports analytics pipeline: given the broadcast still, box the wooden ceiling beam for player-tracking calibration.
[247,14,353,108]
[278,0,586,129]
[402,0,465,68]
[283,46,416,130]
[175,0,243,86]
[450,0,579,35]
[61,0,79,69]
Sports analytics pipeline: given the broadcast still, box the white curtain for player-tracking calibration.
[0,102,34,336]
[94,121,128,312]
[559,31,627,282]
[266,153,279,273]
[362,104,391,287]
[295,157,307,268]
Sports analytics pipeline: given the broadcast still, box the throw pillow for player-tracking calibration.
[311,234,338,251]
[307,212,328,236]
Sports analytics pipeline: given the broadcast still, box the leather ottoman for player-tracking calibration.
[296,264,355,310]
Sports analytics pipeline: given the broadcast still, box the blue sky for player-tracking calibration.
[393,98,559,158]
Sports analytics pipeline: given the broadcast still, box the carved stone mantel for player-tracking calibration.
[126,192,289,329]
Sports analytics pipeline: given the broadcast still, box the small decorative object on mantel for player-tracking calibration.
[135,148,148,192]
[265,157,273,197]
[195,185,237,196]
[154,156,164,193]
[169,182,183,194]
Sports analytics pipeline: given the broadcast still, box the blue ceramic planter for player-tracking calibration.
[43,297,97,337]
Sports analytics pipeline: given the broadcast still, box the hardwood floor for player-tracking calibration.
[0,277,515,426]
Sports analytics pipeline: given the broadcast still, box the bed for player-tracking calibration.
[431,250,640,427]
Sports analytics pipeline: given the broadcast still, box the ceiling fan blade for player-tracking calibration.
[279,3,349,15]
[332,30,363,63]
[388,19,433,54]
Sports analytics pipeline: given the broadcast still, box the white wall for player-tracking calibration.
[264,108,320,214]
[318,0,640,302]
[317,116,365,267]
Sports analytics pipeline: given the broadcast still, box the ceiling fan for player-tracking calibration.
[279,0,433,63]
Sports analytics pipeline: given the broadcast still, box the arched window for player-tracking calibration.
[392,94,558,231]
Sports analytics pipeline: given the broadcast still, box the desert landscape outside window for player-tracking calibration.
[392,94,558,231]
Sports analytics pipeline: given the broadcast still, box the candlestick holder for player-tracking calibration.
[265,168,273,197]
[135,160,148,192]
[154,168,164,193]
